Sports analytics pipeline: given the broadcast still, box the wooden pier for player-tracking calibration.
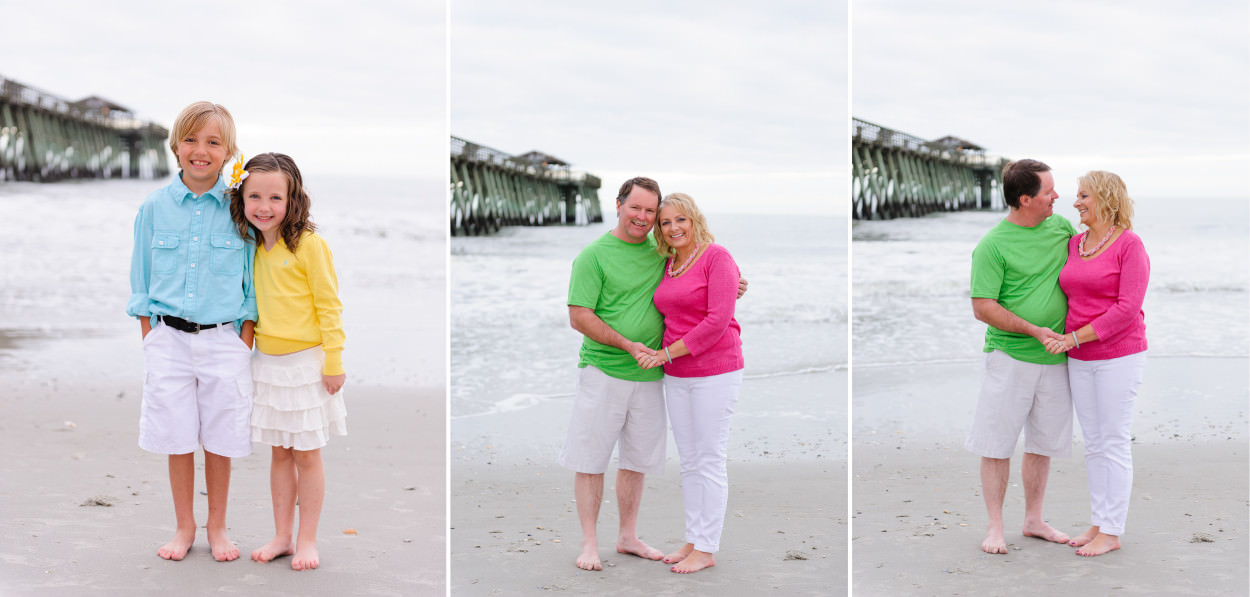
[0,76,169,182]
[852,118,1007,220]
[450,136,602,236]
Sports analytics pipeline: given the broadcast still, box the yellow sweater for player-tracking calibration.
[253,232,345,375]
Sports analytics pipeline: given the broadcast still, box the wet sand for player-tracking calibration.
[852,356,1249,596]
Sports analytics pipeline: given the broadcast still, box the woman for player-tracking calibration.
[637,193,744,574]
[1045,171,1149,557]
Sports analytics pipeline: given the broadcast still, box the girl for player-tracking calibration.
[228,152,347,571]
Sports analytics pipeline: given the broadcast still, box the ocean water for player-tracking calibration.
[450,211,848,422]
[0,175,446,389]
[851,196,1249,366]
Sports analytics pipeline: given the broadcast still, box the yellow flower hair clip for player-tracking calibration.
[228,157,249,190]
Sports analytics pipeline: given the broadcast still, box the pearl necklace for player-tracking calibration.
[1079,225,1117,257]
[667,244,702,277]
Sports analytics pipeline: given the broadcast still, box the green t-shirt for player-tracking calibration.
[568,232,665,381]
[970,214,1076,365]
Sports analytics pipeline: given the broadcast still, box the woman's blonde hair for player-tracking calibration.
[653,193,715,257]
[1078,170,1134,230]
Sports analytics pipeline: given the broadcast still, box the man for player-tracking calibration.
[967,159,1076,554]
[560,176,669,571]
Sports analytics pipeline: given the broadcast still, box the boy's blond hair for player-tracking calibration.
[168,101,239,161]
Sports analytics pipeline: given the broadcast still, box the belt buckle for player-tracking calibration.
[164,315,200,334]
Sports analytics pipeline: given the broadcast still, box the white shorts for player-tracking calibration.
[965,350,1072,459]
[557,366,666,475]
[139,321,254,457]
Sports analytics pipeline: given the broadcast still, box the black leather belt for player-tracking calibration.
[158,315,229,334]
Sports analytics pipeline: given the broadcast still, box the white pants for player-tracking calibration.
[664,370,743,554]
[1069,352,1146,536]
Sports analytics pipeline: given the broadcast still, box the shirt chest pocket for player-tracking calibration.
[209,233,245,276]
[150,232,180,275]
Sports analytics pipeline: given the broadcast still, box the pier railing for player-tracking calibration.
[449,136,602,236]
[852,118,1008,219]
[0,75,170,182]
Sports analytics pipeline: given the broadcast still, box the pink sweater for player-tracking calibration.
[1057,230,1150,361]
[653,243,744,378]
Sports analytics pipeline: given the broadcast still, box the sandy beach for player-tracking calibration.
[0,335,445,596]
[852,357,1249,596]
[450,371,848,596]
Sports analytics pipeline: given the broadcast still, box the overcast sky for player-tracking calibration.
[8,2,1241,212]
[2,0,444,184]
[451,0,847,215]
[853,0,1249,200]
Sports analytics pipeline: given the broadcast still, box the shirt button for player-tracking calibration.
[158,241,165,246]
[190,263,196,268]
[193,236,199,241]
[188,293,194,298]
[196,211,201,215]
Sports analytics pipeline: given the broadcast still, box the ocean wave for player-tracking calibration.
[745,364,846,379]
[451,391,572,420]
[1152,282,1248,293]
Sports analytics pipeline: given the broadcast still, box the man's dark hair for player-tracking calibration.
[616,177,662,206]
[1001,159,1051,209]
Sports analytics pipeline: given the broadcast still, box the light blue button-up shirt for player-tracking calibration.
[127,175,257,327]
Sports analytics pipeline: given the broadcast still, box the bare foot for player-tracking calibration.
[663,543,694,564]
[576,540,602,571]
[291,541,320,571]
[981,525,1007,554]
[157,526,196,561]
[1022,521,1070,545]
[1075,533,1121,557]
[670,550,715,574]
[207,527,240,562]
[616,537,663,561]
[250,537,295,563]
[1068,526,1100,547]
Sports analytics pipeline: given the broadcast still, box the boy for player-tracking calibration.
[127,101,256,562]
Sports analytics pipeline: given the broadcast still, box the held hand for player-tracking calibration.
[323,373,346,395]
[1034,327,1064,345]
[636,353,662,369]
[628,342,656,361]
[1043,337,1066,354]
[1035,327,1065,354]
[634,349,664,369]
[737,276,749,299]
[1043,333,1077,355]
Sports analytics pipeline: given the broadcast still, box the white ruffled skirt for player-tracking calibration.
[251,347,347,450]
